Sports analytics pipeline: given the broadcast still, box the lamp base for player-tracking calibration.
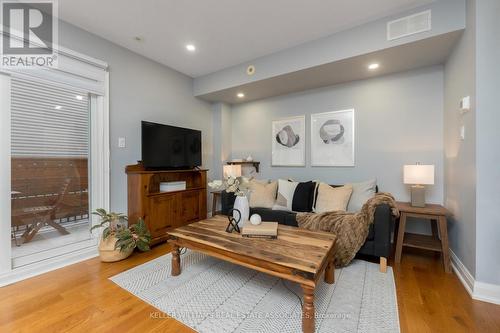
[410,185,426,207]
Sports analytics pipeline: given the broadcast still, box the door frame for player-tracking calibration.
[0,62,109,286]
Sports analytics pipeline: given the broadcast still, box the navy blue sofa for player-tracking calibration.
[220,188,393,272]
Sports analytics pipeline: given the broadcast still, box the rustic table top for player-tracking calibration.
[168,216,336,275]
[396,201,449,216]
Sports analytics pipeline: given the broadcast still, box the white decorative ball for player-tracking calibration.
[250,214,262,225]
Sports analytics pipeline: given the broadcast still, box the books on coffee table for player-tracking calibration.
[241,222,278,239]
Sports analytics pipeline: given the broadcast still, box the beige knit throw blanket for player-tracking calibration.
[296,192,399,267]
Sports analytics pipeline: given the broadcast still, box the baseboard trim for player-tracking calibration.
[450,249,500,305]
[0,246,98,287]
[474,282,500,305]
[450,249,474,296]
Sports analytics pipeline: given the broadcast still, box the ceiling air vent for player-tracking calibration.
[387,10,431,41]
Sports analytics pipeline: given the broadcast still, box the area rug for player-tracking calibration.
[110,251,400,333]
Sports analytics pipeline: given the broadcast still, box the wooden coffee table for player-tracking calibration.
[167,216,337,333]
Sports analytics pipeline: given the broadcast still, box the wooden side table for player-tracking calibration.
[395,202,451,273]
[211,191,222,216]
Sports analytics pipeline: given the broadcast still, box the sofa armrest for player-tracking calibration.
[372,203,394,258]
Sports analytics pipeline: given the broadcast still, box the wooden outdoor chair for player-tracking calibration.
[11,178,71,245]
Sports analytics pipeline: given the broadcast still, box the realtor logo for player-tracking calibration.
[1,0,58,68]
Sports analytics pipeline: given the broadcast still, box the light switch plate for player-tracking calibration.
[460,96,470,113]
[118,137,126,148]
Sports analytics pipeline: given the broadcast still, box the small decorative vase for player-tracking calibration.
[233,195,250,227]
[98,235,133,262]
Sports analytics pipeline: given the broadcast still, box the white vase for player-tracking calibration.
[233,195,250,228]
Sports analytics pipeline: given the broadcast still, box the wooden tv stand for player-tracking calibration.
[126,163,207,245]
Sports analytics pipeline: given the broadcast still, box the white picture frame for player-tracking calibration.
[271,115,305,166]
[310,109,355,166]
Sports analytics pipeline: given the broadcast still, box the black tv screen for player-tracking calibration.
[141,121,202,169]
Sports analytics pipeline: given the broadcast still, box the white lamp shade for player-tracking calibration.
[403,165,435,185]
[223,165,242,178]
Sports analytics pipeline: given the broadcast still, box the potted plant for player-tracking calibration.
[91,209,151,262]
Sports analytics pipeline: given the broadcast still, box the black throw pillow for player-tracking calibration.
[292,181,316,212]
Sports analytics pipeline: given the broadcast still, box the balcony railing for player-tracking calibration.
[11,157,89,245]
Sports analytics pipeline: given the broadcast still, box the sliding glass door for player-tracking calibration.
[10,76,92,267]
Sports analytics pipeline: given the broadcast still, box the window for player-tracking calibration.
[11,77,89,157]
[10,76,92,265]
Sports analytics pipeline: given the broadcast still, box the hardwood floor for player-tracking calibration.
[0,244,499,333]
[394,248,500,333]
[0,244,192,333]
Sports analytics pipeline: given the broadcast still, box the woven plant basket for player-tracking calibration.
[98,235,133,262]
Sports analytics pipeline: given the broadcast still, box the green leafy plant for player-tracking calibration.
[91,208,128,240]
[91,209,151,253]
[115,218,152,252]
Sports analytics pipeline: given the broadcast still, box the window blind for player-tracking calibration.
[11,76,89,157]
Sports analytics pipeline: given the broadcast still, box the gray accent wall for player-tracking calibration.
[445,0,500,286]
[444,0,476,277]
[58,21,214,213]
[475,0,500,286]
[231,66,444,233]
[212,103,232,179]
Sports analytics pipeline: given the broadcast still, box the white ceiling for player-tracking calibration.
[59,0,435,78]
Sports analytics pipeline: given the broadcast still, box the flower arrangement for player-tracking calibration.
[208,176,248,196]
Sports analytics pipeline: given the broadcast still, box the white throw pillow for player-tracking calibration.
[272,179,299,211]
[248,180,277,209]
[314,183,353,213]
[346,179,377,212]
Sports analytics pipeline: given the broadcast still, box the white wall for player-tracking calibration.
[58,21,214,214]
[444,0,476,276]
[194,0,465,96]
[231,66,444,233]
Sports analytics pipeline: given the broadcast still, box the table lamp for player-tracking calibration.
[403,164,434,207]
[223,165,242,179]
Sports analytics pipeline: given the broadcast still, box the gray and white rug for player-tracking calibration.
[110,251,400,333]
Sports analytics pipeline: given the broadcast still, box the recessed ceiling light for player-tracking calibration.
[54,105,62,110]
[368,63,380,70]
[75,95,83,100]
[186,44,196,52]
[237,92,245,98]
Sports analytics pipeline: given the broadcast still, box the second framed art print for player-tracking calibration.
[310,109,355,166]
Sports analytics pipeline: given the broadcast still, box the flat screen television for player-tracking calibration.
[141,121,202,169]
